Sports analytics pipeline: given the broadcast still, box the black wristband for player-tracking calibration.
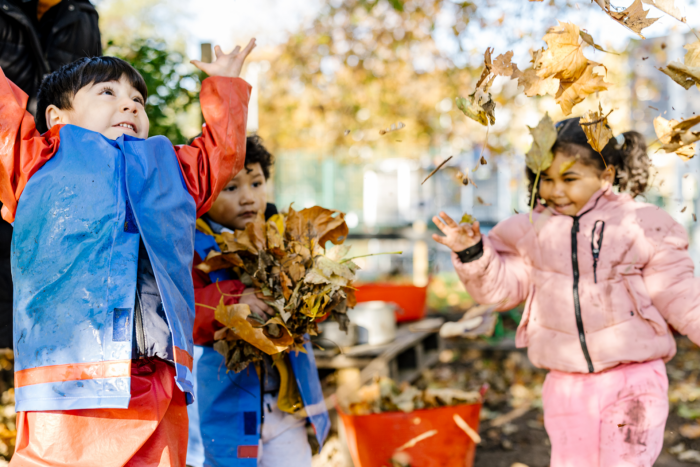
[456,240,484,263]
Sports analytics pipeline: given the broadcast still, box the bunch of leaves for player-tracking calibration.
[525,113,558,220]
[659,39,700,91]
[347,376,481,415]
[197,206,358,372]
[515,21,611,116]
[105,37,202,144]
[653,115,700,160]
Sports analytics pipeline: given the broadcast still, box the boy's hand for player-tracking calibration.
[239,287,275,320]
[432,211,482,252]
[191,38,257,78]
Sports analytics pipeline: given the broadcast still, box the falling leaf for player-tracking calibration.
[460,213,476,224]
[618,423,627,428]
[684,173,690,178]
[694,213,697,222]
[422,156,453,185]
[556,63,611,116]
[641,0,686,22]
[476,196,492,206]
[559,156,579,174]
[579,30,618,54]
[580,104,614,153]
[456,171,464,180]
[653,115,700,159]
[594,0,659,38]
[649,105,659,110]
[526,113,558,220]
[480,156,488,165]
[344,129,351,136]
[379,122,406,135]
[538,22,589,81]
[659,40,700,90]
[456,92,495,126]
[682,206,688,212]
[514,67,560,97]
[514,209,520,214]
[493,51,517,77]
[454,414,481,444]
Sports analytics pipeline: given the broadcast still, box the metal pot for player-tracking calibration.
[319,320,358,348]
[348,301,397,346]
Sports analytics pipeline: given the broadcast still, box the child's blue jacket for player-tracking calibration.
[0,67,251,412]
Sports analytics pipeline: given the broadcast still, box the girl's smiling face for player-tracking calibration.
[538,151,615,216]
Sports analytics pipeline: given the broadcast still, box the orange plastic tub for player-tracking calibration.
[338,402,482,467]
[354,283,428,322]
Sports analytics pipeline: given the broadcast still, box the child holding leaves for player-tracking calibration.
[433,117,700,466]
[0,39,255,466]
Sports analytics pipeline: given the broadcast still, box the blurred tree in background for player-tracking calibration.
[105,38,202,144]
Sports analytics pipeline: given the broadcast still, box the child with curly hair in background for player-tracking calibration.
[433,118,700,466]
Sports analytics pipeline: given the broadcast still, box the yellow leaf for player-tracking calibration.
[641,0,686,23]
[492,51,517,77]
[609,0,659,39]
[526,113,558,174]
[555,63,611,116]
[456,92,495,126]
[559,156,579,174]
[538,22,589,81]
[514,67,560,97]
[653,115,700,159]
[659,40,700,90]
[579,103,613,153]
[214,299,287,355]
[579,30,618,54]
[460,213,476,224]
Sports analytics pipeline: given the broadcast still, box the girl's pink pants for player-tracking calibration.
[543,359,668,467]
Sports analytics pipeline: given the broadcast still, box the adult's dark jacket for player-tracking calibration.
[0,0,101,348]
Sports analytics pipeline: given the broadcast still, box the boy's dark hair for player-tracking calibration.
[245,135,274,179]
[527,117,650,200]
[35,56,148,134]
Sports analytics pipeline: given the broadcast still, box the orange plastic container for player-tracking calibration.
[354,283,428,322]
[338,402,482,467]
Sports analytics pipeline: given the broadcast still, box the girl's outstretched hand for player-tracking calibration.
[432,212,481,252]
[191,38,257,78]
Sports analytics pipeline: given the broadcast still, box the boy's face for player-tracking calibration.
[208,162,268,231]
[45,76,149,140]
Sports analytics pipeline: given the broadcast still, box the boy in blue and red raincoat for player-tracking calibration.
[187,135,330,467]
[0,39,256,466]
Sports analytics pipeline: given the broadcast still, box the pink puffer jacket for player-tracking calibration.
[453,187,700,374]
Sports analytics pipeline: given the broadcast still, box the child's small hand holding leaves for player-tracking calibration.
[432,212,481,252]
[191,38,257,78]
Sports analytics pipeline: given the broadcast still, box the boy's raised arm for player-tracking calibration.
[0,67,60,223]
[174,39,256,217]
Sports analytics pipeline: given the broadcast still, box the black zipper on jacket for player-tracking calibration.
[570,195,604,374]
[591,220,606,284]
[134,291,147,357]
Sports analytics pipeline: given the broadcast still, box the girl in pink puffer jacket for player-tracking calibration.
[433,118,700,467]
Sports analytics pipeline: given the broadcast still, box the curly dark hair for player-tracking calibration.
[245,134,274,179]
[526,118,650,202]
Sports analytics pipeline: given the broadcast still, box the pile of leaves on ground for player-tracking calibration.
[196,206,358,372]
[345,376,481,415]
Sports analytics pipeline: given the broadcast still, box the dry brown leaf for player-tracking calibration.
[476,196,491,206]
[214,299,286,355]
[580,103,614,153]
[641,0,686,22]
[514,67,560,97]
[556,63,611,116]
[379,122,406,135]
[653,115,700,159]
[659,40,700,90]
[579,30,618,54]
[608,0,659,38]
[682,206,688,213]
[493,51,517,77]
[538,22,589,81]
[286,205,348,246]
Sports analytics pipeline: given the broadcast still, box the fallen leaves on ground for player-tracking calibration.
[580,104,614,154]
[659,39,700,91]
[198,207,358,372]
[653,115,700,160]
[344,376,481,415]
